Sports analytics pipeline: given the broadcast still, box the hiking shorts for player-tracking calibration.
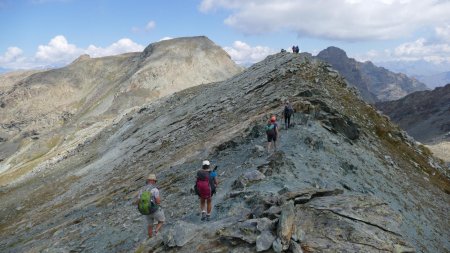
[267,133,277,142]
[145,208,165,225]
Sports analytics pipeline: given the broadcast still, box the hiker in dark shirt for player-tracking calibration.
[283,100,294,129]
[196,160,218,221]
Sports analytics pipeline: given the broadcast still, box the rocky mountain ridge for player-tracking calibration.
[375,84,450,165]
[375,84,450,144]
[0,36,242,184]
[0,51,448,253]
[316,47,428,103]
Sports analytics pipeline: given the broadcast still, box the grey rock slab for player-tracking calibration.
[256,230,276,252]
[243,169,266,182]
[218,219,258,244]
[307,194,402,235]
[295,194,413,252]
[164,220,200,247]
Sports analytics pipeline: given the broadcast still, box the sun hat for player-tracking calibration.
[202,160,210,166]
[147,173,157,181]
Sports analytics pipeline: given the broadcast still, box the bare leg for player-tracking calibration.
[200,198,207,220]
[267,142,272,153]
[200,198,206,212]
[147,224,153,238]
[155,222,163,234]
[206,198,212,214]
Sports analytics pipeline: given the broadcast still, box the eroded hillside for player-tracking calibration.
[0,36,242,185]
[0,52,449,253]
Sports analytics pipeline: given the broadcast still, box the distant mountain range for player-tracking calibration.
[377,60,450,89]
[376,84,450,144]
[316,47,428,103]
[414,71,450,89]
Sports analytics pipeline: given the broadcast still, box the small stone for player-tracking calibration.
[254,145,265,154]
[290,240,304,253]
[393,244,415,253]
[294,228,306,242]
[263,205,282,218]
[256,231,276,252]
[256,217,275,232]
[272,237,283,253]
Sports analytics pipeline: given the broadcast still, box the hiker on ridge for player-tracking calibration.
[196,160,218,221]
[136,173,165,238]
[283,100,294,129]
[265,115,279,153]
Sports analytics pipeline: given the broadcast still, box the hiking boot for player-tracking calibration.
[201,212,206,221]
[206,214,211,221]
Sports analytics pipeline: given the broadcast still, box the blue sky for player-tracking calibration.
[1,0,450,72]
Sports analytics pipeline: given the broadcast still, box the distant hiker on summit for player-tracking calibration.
[195,160,218,221]
[136,173,165,238]
[283,100,294,129]
[265,115,279,153]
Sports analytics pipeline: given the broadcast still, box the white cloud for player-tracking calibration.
[0,35,145,70]
[0,47,28,69]
[199,0,450,41]
[393,38,450,63]
[0,47,23,62]
[435,24,450,42]
[357,37,450,65]
[159,37,173,41]
[131,20,156,33]
[223,41,276,65]
[35,35,82,64]
[145,21,156,31]
[85,38,144,57]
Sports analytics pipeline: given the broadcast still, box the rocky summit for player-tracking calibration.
[316,47,428,103]
[0,45,449,253]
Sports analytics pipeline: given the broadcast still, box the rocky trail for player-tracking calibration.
[1,52,449,253]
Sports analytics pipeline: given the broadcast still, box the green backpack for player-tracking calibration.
[138,191,158,215]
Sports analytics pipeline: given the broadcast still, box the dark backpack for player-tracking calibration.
[265,123,276,135]
[284,105,293,117]
[209,171,216,195]
[138,189,158,215]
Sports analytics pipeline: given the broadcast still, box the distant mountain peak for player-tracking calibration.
[316,47,428,102]
[71,54,91,64]
[317,46,349,59]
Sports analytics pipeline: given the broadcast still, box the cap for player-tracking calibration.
[147,173,157,181]
[202,160,210,166]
